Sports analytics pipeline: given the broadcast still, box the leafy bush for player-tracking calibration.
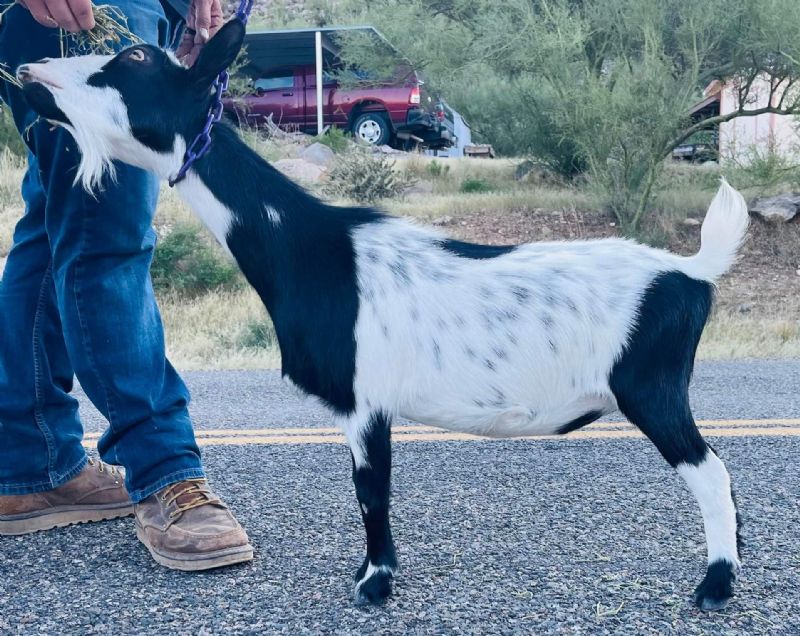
[459,178,493,193]
[324,149,415,203]
[237,318,277,350]
[0,107,26,157]
[726,135,800,192]
[316,126,351,154]
[426,159,450,179]
[151,223,241,297]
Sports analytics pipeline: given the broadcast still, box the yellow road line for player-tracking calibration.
[80,419,800,447]
[81,419,800,440]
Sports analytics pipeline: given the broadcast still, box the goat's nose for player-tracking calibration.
[17,59,51,83]
[16,64,32,83]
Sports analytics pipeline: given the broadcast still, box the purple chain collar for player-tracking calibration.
[169,0,254,187]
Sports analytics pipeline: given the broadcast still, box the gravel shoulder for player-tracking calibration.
[1,362,797,635]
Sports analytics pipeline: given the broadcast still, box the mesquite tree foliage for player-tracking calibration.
[334,0,800,231]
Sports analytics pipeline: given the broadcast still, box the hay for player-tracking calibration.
[60,5,142,56]
[1,3,139,87]
[0,62,20,88]
[0,1,12,24]
[0,4,19,86]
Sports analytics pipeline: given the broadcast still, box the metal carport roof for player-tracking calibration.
[242,26,397,76]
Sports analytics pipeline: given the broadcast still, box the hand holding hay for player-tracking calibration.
[0,1,140,56]
[14,0,95,32]
[58,4,142,55]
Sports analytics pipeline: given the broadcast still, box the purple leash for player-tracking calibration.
[169,0,254,187]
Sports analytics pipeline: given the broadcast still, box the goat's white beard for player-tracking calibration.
[66,119,118,194]
[50,85,127,194]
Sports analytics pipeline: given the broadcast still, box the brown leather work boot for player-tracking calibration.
[135,479,253,571]
[0,458,133,535]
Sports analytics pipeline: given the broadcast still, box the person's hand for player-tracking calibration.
[16,0,95,32]
[176,0,224,67]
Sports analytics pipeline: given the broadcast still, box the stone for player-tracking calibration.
[683,217,701,226]
[273,159,325,184]
[299,142,335,167]
[750,193,800,222]
[431,215,454,226]
[515,160,537,181]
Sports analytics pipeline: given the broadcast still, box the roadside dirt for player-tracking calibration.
[429,208,800,317]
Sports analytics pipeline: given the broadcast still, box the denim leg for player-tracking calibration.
[0,2,203,501]
[0,160,87,493]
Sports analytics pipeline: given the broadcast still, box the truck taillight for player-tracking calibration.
[410,87,421,105]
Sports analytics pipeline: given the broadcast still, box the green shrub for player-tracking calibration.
[237,319,277,349]
[316,126,351,154]
[426,159,450,179]
[459,178,493,193]
[151,224,241,297]
[0,106,26,157]
[726,136,800,192]
[324,149,415,203]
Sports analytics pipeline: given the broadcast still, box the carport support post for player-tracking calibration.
[315,30,324,136]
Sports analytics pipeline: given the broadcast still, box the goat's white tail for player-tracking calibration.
[680,178,749,283]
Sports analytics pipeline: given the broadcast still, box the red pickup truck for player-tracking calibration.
[225,64,454,150]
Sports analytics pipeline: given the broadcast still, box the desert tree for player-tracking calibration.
[334,0,800,231]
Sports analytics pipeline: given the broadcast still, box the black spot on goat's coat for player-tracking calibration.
[610,271,713,468]
[215,125,382,415]
[556,410,603,435]
[441,239,516,260]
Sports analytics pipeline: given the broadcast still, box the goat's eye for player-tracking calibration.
[128,49,146,62]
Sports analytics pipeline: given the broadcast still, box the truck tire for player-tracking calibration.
[352,112,392,146]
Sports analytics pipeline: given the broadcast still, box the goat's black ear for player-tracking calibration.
[190,18,246,88]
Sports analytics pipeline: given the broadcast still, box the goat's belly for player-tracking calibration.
[399,394,617,438]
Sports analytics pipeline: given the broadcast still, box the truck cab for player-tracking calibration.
[224,28,454,150]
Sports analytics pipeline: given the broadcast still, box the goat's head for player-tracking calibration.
[18,19,245,191]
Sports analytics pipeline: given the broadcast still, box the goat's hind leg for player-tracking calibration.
[342,410,397,605]
[611,272,741,610]
[611,382,741,610]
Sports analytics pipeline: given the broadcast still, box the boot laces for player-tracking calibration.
[87,457,120,476]
[161,479,222,519]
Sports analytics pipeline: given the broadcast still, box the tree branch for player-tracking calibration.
[665,105,800,154]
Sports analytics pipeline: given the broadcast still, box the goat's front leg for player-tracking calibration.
[343,410,397,605]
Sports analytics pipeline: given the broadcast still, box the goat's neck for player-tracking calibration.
[176,124,377,317]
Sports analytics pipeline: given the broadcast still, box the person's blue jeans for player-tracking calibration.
[0,1,204,502]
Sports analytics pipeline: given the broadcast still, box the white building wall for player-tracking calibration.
[719,78,800,163]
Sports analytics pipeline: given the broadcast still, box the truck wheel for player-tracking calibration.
[353,112,391,146]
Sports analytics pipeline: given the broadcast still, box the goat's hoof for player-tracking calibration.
[354,559,395,606]
[693,560,737,611]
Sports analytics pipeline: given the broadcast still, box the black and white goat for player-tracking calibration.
[18,20,749,610]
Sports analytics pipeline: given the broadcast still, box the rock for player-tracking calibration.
[405,180,434,196]
[683,217,701,226]
[736,303,752,314]
[379,144,396,154]
[750,193,800,222]
[515,160,537,181]
[299,142,335,167]
[272,159,325,184]
[431,215,453,226]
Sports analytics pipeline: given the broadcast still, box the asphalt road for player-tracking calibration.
[1,360,799,635]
